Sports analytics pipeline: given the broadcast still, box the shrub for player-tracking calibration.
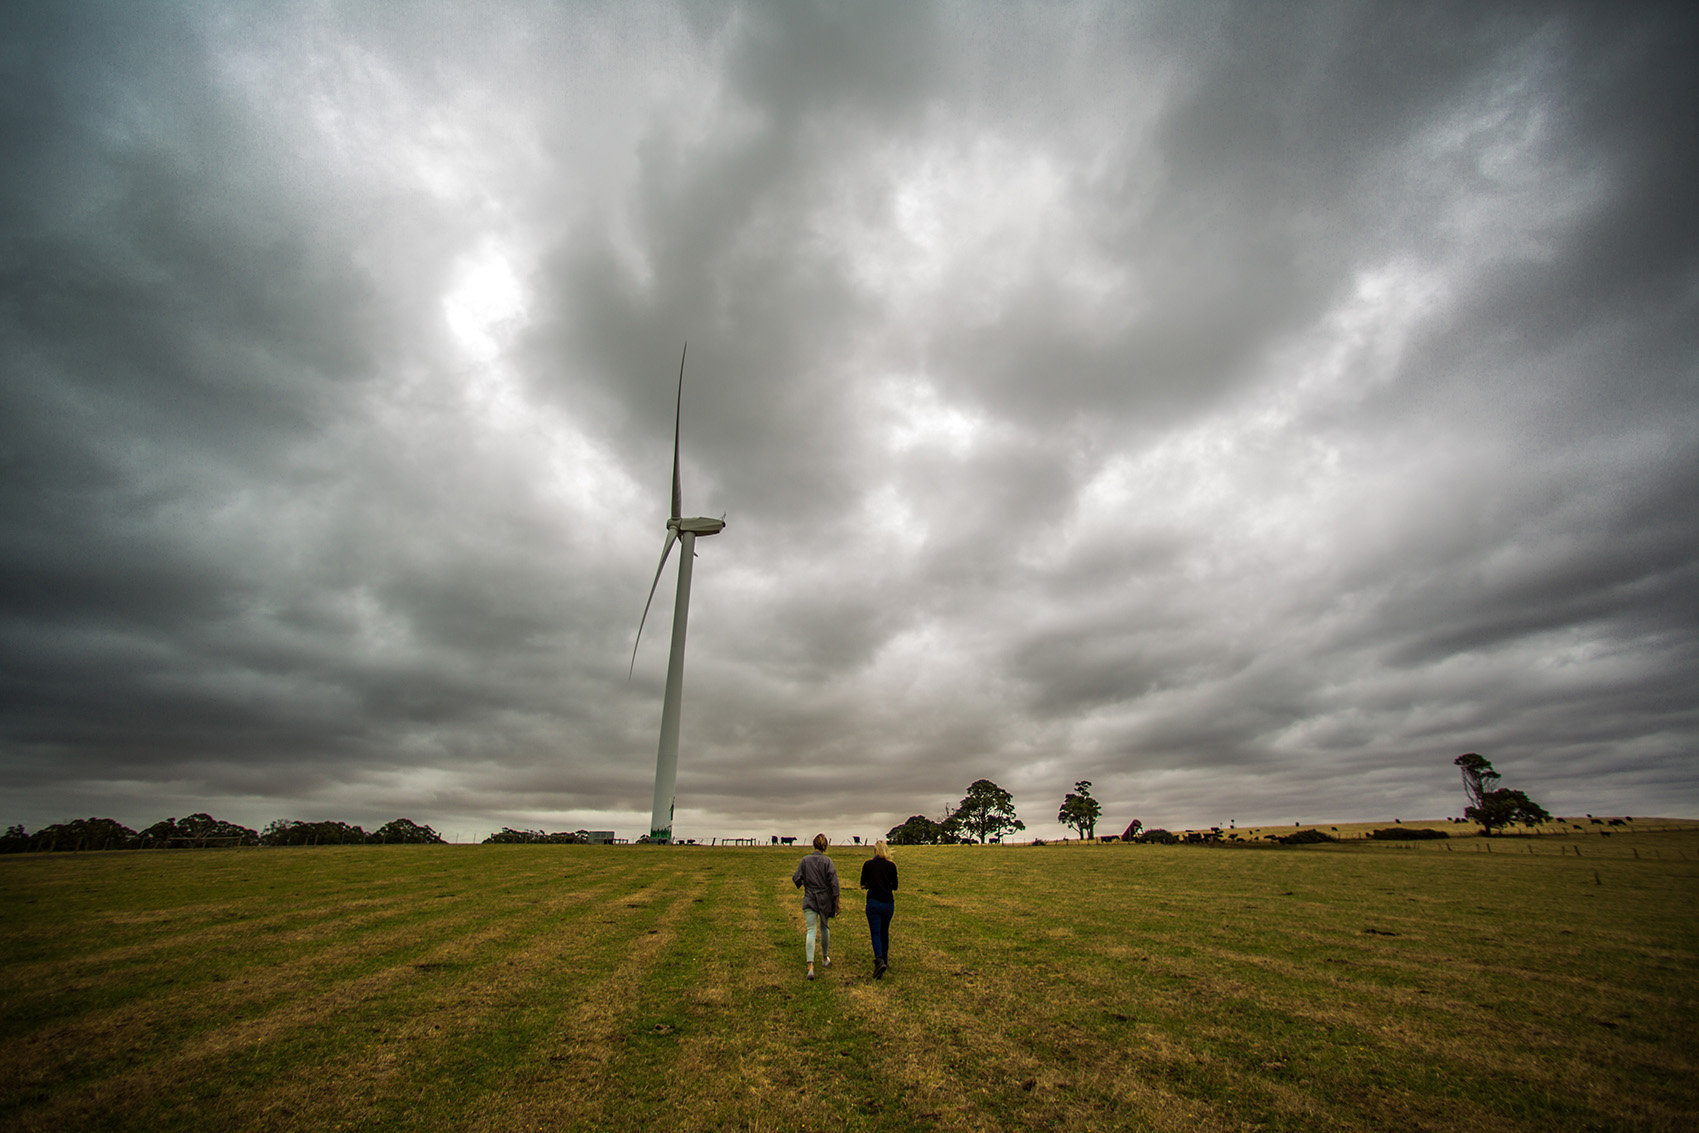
[1277,828,1336,844]
[1367,827,1448,841]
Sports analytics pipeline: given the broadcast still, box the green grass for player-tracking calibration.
[2,831,1696,1131]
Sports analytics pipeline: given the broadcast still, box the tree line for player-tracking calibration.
[4,754,1550,854]
[0,814,636,852]
[887,777,1103,844]
[887,756,1550,847]
[0,814,447,852]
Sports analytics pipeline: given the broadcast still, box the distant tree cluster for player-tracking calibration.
[1,814,445,852]
[1368,827,1449,841]
[885,815,955,845]
[140,815,261,847]
[482,828,594,844]
[1,817,145,853]
[261,818,446,845]
[886,778,1028,845]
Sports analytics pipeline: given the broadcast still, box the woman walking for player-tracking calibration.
[860,839,898,978]
[791,833,839,980]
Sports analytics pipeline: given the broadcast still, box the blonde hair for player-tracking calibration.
[874,839,892,861]
[812,833,829,852]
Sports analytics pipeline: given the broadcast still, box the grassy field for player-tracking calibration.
[2,828,1696,1131]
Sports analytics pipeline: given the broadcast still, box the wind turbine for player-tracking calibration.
[631,344,724,843]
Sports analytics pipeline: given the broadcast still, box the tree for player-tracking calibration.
[259,820,366,846]
[481,827,585,844]
[1454,753,1500,813]
[371,818,446,844]
[139,814,259,848]
[1471,789,1551,835]
[952,779,1025,844]
[1058,780,1102,840]
[26,818,137,852]
[1453,753,1548,835]
[886,815,950,845]
[484,827,545,844]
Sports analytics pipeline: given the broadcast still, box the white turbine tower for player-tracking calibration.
[631,345,724,843]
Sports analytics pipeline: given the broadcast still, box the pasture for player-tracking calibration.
[2,828,1696,1131]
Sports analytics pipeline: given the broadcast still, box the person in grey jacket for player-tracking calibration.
[791,833,840,980]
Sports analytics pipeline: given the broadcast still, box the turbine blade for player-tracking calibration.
[671,343,685,520]
[629,530,678,677]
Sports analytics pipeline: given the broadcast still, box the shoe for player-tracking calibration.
[806,968,816,980]
[874,959,887,979]
[824,956,832,969]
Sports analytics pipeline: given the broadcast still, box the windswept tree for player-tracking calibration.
[1058,780,1102,840]
[1455,753,1500,813]
[1454,753,1548,835]
[952,779,1025,844]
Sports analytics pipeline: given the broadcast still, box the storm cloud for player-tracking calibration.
[2,0,1695,840]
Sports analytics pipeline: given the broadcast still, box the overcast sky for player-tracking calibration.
[3,0,1695,842]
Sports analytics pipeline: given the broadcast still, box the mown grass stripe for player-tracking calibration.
[0,849,641,1130]
[221,855,685,1129]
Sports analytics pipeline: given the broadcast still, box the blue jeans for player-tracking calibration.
[865,899,894,961]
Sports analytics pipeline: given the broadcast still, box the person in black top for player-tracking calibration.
[859,839,899,978]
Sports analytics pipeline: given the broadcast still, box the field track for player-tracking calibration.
[2,829,1696,1131]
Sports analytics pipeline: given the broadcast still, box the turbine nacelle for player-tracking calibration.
[671,516,726,537]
